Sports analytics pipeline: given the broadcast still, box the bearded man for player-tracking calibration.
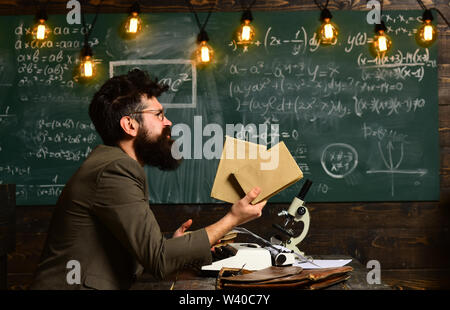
[30,69,266,290]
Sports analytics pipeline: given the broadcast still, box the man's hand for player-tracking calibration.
[173,219,193,238]
[230,187,267,226]
[205,187,267,246]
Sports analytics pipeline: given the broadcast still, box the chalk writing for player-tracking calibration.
[27,146,93,162]
[15,184,65,199]
[0,165,31,176]
[321,143,359,179]
[0,11,439,203]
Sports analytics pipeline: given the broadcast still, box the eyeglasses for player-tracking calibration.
[133,109,165,121]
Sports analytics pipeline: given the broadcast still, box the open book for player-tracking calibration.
[210,136,303,204]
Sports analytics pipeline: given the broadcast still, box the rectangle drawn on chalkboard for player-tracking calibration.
[109,59,197,109]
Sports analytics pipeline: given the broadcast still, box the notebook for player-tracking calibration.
[210,136,303,204]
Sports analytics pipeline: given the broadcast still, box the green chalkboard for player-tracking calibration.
[0,10,440,205]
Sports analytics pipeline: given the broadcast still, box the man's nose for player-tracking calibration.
[163,116,172,126]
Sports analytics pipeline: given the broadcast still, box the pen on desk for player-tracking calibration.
[237,263,246,275]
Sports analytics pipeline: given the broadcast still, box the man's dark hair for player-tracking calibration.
[89,69,169,146]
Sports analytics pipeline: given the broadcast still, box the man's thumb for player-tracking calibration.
[183,219,193,230]
[243,187,261,203]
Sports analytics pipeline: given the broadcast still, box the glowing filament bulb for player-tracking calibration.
[237,10,255,46]
[319,19,338,44]
[370,22,392,56]
[423,24,433,41]
[241,24,251,41]
[317,9,338,45]
[323,23,334,39]
[200,44,210,63]
[195,30,213,65]
[83,59,93,77]
[80,56,94,78]
[415,10,438,47]
[36,24,46,40]
[128,17,138,33]
[126,12,141,34]
[34,19,48,40]
[373,31,392,55]
[377,35,388,52]
[416,21,437,47]
[238,19,255,44]
[421,20,437,43]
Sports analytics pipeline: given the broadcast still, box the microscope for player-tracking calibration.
[201,179,314,271]
[272,179,312,259]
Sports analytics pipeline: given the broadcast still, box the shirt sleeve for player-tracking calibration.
[91,157,212,279]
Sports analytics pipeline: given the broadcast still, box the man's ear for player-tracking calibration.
[119,116,139,137]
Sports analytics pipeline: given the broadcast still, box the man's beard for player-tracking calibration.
[133,126,182,170]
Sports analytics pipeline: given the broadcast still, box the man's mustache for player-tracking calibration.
[162,126,172,139]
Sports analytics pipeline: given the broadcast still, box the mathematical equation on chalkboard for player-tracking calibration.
[224,50,433,118]
[13,23,100,88]
[218,12,438,202]
[0,11,440,203]
[228,12,425,55]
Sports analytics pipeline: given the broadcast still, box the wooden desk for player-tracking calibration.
[131,255,392,290]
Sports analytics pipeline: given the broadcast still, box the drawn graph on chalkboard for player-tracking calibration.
[366,141,428,196]
[109,59,197,108]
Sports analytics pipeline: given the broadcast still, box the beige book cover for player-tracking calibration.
[210,136,303,204]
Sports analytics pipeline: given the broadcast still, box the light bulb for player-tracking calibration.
[416,10,437,47]
[237,10,255,46]
[317,9,338,45]
[79,46,95,79]
[33,19,49,40]
[371,31,392,56]
[122,2,142,38]
[241,25,251,40]
[125,12,142,34]
[423,24,434,41]
[81,56,93,77]
[197,41,213,64]
[238,21,255,43]
[323,23,334,39]
[195,30,213,65]
[319,19,338,44]
[370,22,392,56]
[377,35,388,52]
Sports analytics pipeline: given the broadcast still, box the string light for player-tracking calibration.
[317,8,338,45]
[416,9,438,47]
[124,1,142,36]
[79,45,94,78]
[367,1,392,57]
[313,1,338,46]
[196,30,214,64]
[32,8,50,41]
[185,0,215,66]
[237,10,255,45]
[371,21,392,56]
[76,0,103,81]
